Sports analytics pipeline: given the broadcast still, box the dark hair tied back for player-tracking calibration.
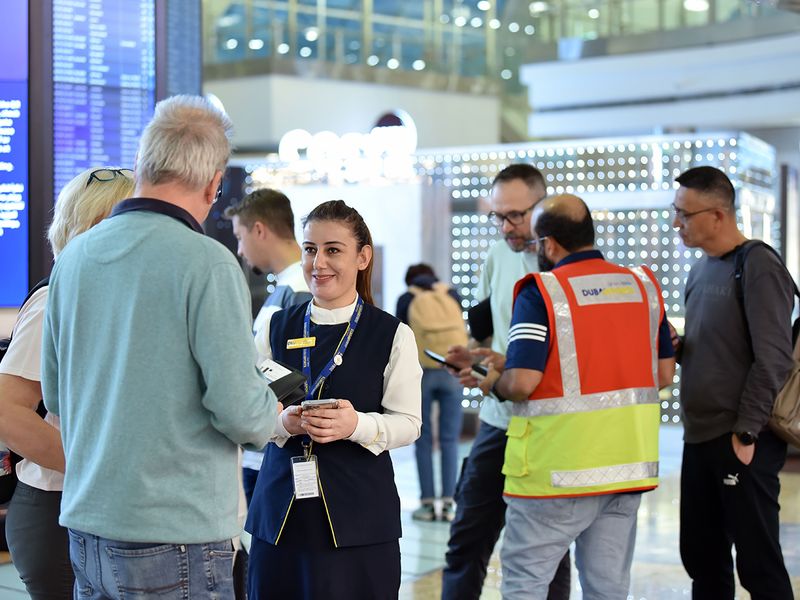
[303,200,375,305]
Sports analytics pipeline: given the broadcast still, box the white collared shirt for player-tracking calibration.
[260,297,422,455]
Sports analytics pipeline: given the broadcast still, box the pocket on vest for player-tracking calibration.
[503,417,530,478]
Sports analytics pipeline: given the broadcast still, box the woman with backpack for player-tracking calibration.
[245,200,422,600]
[0,167,134,599]
[396,264,468,522]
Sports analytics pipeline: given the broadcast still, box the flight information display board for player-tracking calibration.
[0,0,29,306]
[52,0,156,198]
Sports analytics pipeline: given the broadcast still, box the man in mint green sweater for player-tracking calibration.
[41,95,279,599]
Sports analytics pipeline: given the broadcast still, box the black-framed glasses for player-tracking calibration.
[214,181,224,204]
[86,168,133,188]
[671,203,717,223]
[487,202,537,227]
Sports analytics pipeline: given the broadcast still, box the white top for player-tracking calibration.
[476,240,539,430]
[257,297,422,455]
[245,261,310,471]
[0,287,64,491]
[252,261,309,337]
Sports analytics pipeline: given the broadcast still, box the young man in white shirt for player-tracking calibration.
[225,188,312,503]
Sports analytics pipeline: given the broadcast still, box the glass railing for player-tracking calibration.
[203,0,797,93]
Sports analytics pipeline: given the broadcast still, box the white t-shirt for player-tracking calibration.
[0,286,64,491]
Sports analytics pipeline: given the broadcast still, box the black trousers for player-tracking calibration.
[680,430,793,600]
[5,482,73,600]
[441,422,571,600]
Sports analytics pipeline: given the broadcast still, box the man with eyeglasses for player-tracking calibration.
[673,166,794,598]
[478,193,675,598]
[41,95,280,599]
[441,164,571,600]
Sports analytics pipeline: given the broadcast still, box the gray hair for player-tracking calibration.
[135,95,233,190]
[48,167,135,257]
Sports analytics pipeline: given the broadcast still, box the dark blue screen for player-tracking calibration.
[0,0,29,307]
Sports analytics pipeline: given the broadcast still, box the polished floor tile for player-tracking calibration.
[1,425,797,598]
[394,424,800,598]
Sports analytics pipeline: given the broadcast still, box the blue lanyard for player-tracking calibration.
[302,297,364,400]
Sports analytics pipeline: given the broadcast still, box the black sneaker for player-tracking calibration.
[440,501,456,523]
[411,503,437,522]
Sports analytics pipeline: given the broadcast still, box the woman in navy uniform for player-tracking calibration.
[247,200,422,599]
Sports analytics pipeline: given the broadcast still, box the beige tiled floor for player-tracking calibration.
[1,425,798,598]
[396,425,800,599]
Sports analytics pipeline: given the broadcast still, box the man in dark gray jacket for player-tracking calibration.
[674,166,794,599]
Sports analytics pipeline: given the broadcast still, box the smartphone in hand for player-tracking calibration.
[424,349,488,379]
[301,399,340,411]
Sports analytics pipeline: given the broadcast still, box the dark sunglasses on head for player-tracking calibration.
[86,168,134,188]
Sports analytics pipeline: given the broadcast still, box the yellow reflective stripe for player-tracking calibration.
[274,495,295,545]
[551,461,659,488]
[630,266,661,385]
[538,272,580,398]
[317,475,338,548]
[511,386,658,417]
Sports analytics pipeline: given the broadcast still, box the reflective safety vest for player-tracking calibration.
[503,258,664,499]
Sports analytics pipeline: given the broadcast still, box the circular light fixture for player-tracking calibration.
[524,25,535,34]
[684,0,709,11]
[367,54,379,66]
[412,59,426,71]
[454,15,467,26]
[277,43,290,54]
[588,8,600,18]
[477,0,491,10]
[529,1,550,14]
[501,69,513,79]
[304,28,319,42]
[299,46,312,58]
[386,57,400,69]
[225,38,238,50]
[248,39,264,50]
[471,16,483,27]
[489,18,501,29]
[508,21,520,32]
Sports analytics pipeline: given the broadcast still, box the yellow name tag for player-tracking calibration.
[287,337,316,350]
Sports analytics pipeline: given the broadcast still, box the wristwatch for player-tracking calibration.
[735,431,757,445]
[491,383,507,403]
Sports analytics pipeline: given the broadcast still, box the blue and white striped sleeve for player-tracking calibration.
[505,279,549,372]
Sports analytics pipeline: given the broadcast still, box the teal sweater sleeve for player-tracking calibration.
[188,260,278,449]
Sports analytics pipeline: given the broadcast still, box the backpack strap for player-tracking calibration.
[733,240,800,353]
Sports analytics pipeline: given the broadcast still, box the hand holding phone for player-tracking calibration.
[424,349,487,380]
[300,399,358,444]
[301,399,340,411]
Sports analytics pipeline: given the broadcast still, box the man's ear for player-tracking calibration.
[253,221,271,240]
[206,170,223,205]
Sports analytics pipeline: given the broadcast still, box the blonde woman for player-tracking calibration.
[0,167,133,600]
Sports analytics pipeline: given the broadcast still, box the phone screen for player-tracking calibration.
[301,399,339,410]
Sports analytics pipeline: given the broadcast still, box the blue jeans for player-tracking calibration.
[416,368,464,499]
[67,529,235,600]
[502,493,641,600]
[442,422,571,600]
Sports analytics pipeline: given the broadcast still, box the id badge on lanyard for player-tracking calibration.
[291,455,320,499]
[292,297,364,499]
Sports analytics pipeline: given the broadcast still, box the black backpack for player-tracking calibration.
[733,241,800,348]
[0,277,50,505]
